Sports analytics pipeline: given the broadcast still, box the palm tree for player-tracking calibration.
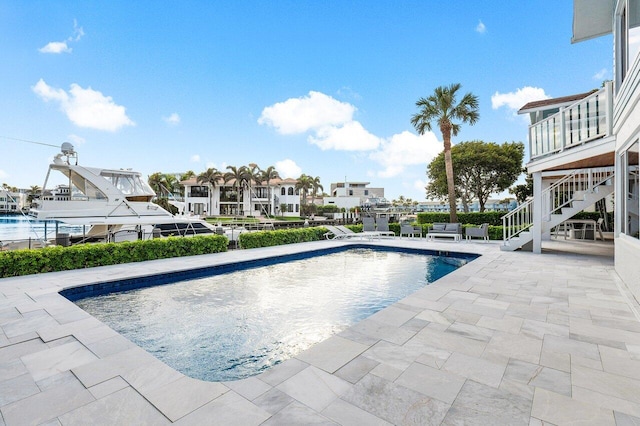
[244,163,262,217]
[411,83,479,223]
[197,167,222,215]
[261,166,280,216]
[224,166,249,216]
[310,176,323,207]
[27,185,41,204]
[295,174,313,217]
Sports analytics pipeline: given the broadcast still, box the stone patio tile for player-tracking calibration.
[542,334,600,360]
[0,357,27,382]
[599,345,640,381]
[296,335,368,374]
[504,359,571,397]
[224,376,271,400]
[475,314,523,334]
[88,376,129,399]
[442,379,532,425]
[399,296,449,312]
[0,379,95,426]
[506,303,548,322]
[58,387,170,426]
[573,385,640,418]
[361,340,422,371]
[395,362,465,404]
[1,310,59,339]
[368,305,416,327]
[342,374,450,425]
[531,387,614,425]
[145,376,229,422]
[276,366,351,412]
[257,358,309,387]
[442,352,507,388]
[262,401,335,425]
[370,362,403,381]
[337,327,381,346]
[539,350,571,373]
[36,369,79,391]
[322,398,391,426]
[72,346,157,388]
[0,338,46,363]
[483,331,542,364]
[72,323,121,346]
[614,411,640,425]
[570,317,640,346]
[0,373,39,406]
[445,321,494,342]
[520,319,569,340]
[36,316,102,342]
[175,390,270,425]
[120,358,184,395]
[253,388,295,414]
[84,333,136,358]
[334,355,379,384]
[21,340,98,382]
[411,327,486,358]
[348,318,416,345]
[413,345,451,369]
[448,300,505,319]
[572,365,640,405]
[414,309,452,326]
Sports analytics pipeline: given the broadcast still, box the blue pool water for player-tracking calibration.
[72,247,474,382]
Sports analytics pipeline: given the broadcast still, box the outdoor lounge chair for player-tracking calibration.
[375,217,396,237]
[362,216,376,232]
[336,225,382,240]
[400,224,422,238]
[324,225,352,239]
[465,223,489,241]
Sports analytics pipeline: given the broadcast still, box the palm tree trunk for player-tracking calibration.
[442,128,458,223]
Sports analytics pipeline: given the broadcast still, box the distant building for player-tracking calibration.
[416,199,517,213]
[324,181,388,210]
[0,189,27,213]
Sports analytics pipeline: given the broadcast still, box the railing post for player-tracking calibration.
[533,172,543,253]
[559,106,566,152]
[605,80,613,137]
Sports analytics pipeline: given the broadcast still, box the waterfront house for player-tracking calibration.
[501,0,639,300]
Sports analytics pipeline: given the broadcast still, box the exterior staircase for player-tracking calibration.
[501,167,614,251]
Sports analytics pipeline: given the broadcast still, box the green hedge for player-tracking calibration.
[238,227,328,249]
[0,235,228,278]
[417,212,507,226]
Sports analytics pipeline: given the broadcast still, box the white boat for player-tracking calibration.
[28,143,217,244]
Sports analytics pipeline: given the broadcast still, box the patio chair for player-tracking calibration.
[324,225,351,240]
[362,217,376,233]
[375,217,396,237]
[400,224,422,238]
[336,225,382,240]
[596,218,605,241]
[465,223,489,241]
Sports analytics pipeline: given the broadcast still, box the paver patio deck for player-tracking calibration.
[0,237,635,425]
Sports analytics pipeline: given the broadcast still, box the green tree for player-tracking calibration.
[224,166,249,216]
[197,167,222,216]
[426,141,524,212]
[27,185,41,203]
[261,166,281,216]
[411,83,479,223]
[295,174,313,216]
[244,163,262,216]
[510,169,533,204]
[310,176,323,207]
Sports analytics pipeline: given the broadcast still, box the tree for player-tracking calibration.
[224,166,249,216]
[426,141,524,212]
[27,185,41,203]
[510,169,533,204]
[261,166,280,216]
[411,83,479,223]
[295,174,313,216]
[244,163,262,217]
[197,167,222,216]
[310,176,323,207]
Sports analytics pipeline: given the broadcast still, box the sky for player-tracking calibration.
[0,1,614,202]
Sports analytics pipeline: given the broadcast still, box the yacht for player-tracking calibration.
[28,143,216,244]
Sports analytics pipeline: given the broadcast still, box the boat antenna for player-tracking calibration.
[60,142,78,165]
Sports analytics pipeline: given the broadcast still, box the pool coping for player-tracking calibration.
[1,238,635,424]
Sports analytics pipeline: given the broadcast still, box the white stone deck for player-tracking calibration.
[0,237,636,425]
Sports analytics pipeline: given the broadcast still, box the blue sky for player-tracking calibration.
[0,1,613,201]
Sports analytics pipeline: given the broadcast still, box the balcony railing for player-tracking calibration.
[530,81,613,160]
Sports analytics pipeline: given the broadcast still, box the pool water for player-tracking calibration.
[75,248,467,382]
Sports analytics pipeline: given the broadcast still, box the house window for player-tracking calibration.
[617,0,640,90]
[295,204,299,213]
[287,203,293,212]
[189,186,208,198]
[281,187,286,196]
[625,140,640,238]
[288,187,294,195]
[349,190,353,196]
[364,190,369,196]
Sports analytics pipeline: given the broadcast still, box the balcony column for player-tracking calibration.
[533,171,543,254]
[559,107,566,152]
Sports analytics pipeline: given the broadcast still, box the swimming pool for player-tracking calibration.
[69,246,476,382]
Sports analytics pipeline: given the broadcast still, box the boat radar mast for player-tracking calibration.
[53,142,78,166]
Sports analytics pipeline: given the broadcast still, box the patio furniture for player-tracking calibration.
[400,224,422,238]
[596,218,605,240]
[465,223,489,241]
[426,223,462,241]
[375,217,396,237]
[362,217,376,233]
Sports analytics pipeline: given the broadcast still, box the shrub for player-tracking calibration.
[417,211,510,226]
[0,235,228,278]
[238,227,328,249]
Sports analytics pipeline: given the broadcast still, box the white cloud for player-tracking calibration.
[369,131,441,178]
[413,179,426,192]
[32,79,135,132]
[39,41,72,54]
[476,20,486,34]
[0,169,7,179]
[258,91,355,134]
[308,121,381,151]
[593,68,609,80]
[163,113,181,125]
[39,20,84,54]
[275,159,302,179]
[67,134,86,145]
[190,154,200,162]
[491,86,550,112]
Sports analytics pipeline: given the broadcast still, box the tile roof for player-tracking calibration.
[518,89,599,113]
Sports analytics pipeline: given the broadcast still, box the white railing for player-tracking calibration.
[530,82,613,159]
[502,167,615,244]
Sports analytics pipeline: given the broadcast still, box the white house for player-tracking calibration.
[181,177,300,218]
[501,0,639,300]
[324,181,387,211]
[0,189,27,213]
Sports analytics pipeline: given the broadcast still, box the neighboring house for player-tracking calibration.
[501,1,639,299]
[324,181,387,211]
[181,177,300,218]
[0,189,27,213]
[417,199,518,213]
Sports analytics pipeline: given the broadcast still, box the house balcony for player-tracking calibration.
[528,82,614,164]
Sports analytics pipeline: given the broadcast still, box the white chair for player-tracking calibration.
[596,218,605,241]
